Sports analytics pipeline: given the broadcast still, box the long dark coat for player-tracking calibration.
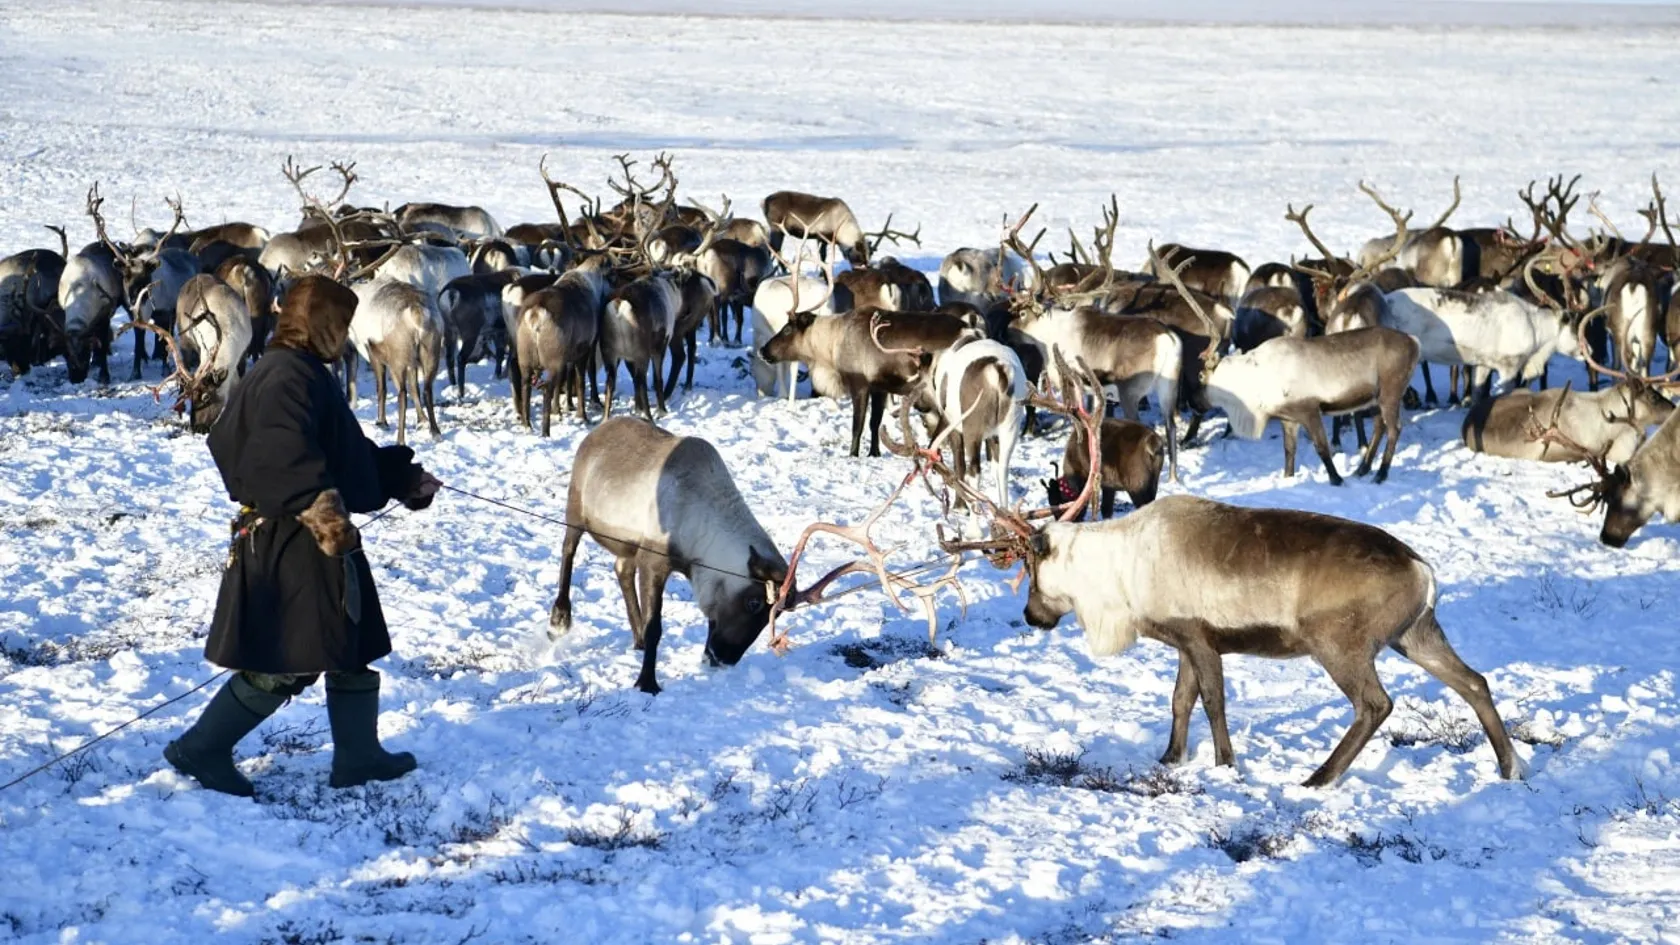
[204,347,418,674]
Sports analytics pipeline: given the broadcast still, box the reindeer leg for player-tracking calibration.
[684,331,697,391]
[1101,487,1116,519]
[1302,641,1393,788]
[1300,411,1343,485]
[1420,362,1439,406]
[395,367,409,447]
[1330,414,1344,450]
[617,558,645,650]
[632,562,671,696]
[375,360,390,430]
[1391,611,1522,781]
[548,524,586,638]
[1160,654,1200,765]
[847,383,868,458]
[1354,413,1384,478]
[128,322,145,381]
[1183,633,1234,768]
[573,362,591,426]
[868,391,890,458]
[603,358,619,419]
[1356,410,1370,451]
[1164,410,1180,484]
[541,375,554,438]
[650,355,669,418]
[1281,419,1300,478]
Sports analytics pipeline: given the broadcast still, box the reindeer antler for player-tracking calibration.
[282,155,405,281]
[865,213,922,255]
[1146,241,1222,361]
[764,464,970,652]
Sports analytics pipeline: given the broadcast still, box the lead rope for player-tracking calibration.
[0,489,969,794]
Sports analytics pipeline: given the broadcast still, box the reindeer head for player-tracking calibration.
[702,547,789,667]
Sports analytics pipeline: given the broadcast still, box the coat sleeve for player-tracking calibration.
[330,406,399,515]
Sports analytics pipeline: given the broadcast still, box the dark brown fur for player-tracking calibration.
[298,488,357,556]
[1043,418,1162,517]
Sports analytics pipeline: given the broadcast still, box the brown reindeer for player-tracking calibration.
[1042,418,1163,518]
[759,308,968,457]
[514,260,609,434]
[762,191,870,267]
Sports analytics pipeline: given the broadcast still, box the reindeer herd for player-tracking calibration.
[2,154,1677,785]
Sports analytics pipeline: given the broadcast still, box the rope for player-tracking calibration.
[0,670,229,793]
[435,484,963,601]
[0,490,971,794]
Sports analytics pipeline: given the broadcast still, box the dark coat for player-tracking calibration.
[205,347,419,674]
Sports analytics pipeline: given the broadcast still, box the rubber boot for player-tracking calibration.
[326,671,417,789]
[163,675,285,798]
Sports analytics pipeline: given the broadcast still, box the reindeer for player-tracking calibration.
[1464,379,1673,465]
[750,228,850,400]
[1533,319,1680,547]
[762,191,870,267]
[1139,244,1249,306]
[469,239,523,275]
[1232,285,1309,352]
[1560,404,1680,547]
[438,271,516,397]
[1601,255,1667,379]
[348,280,444,445]
[761,306,967,458]
[1042,418,1162,518]
[1245,262,1319,327]
[57,213,126,385]
[374,243,472,301]
[394,202,503,240]
[887,359,1522,788]
[602,271,680,421]
[1320,281,1392,449]
[514,262,608,435]
[939,246,1027,311]
[1355,178,1468,288]
[925,335,1028,508]
[189,221,270,252]
[548,416,790,694]
[1202,328,1421,484]
[1382,279,1582,402]
[81,188,195,381]
[0,247,65,377]
[500,269,563,411]
[699,237,773,345]
[662,268,719,399]
[956,494,1522,786]
[213,256,274,365]
[171,276,255,432]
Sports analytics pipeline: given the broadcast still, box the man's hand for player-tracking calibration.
[405,470,443,511]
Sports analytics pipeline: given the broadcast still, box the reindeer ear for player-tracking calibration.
[747,547,788,586]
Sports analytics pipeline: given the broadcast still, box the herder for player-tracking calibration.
[163,275,441,797]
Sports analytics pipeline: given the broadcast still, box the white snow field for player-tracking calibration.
[4,1,1680,942]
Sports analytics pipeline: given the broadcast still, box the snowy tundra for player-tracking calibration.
[2,2,1680,944]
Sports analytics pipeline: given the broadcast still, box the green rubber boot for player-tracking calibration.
[326,671,417,789]
[163,675,285,798]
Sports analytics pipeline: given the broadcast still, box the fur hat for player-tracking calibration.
[271,275,357,362]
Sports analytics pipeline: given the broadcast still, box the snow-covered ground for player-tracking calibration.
[3,2,1680,942]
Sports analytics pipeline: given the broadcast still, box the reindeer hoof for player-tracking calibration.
[635,677,662,696]
[547,604,572,639]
